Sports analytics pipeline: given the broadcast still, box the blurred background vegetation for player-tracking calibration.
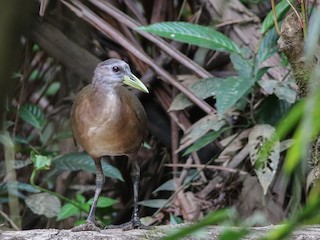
[1,0,320,238]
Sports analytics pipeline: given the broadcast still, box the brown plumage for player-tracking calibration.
[70,59,149,231]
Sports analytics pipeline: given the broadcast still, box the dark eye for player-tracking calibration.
[112,66,120,72]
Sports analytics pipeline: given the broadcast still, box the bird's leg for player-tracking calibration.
[72,157,104,232]
[128,159,143,228]
[107,156,150,230]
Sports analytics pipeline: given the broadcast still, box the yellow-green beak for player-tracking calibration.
[123,74,149,93]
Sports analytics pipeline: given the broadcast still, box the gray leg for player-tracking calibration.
[107,156,151,230]
[125,159,142,229]
[72,157,104,232]
[86,157,105,224]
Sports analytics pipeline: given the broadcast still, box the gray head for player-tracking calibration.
[93,59,148,93]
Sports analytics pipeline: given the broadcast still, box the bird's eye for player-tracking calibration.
[112,66,120,72]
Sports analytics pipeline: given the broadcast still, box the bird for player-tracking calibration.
[70,59,149,231]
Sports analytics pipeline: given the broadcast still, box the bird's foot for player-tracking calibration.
[106,217,151,231]
[71,221,101,232]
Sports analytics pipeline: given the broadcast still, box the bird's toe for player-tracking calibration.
[71,222,101,232]
[106,218,152,231]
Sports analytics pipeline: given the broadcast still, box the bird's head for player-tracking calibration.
[93,59,149,93]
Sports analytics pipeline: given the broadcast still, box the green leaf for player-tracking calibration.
[30,152,51,171]
[87,196,118,208]
[230,52,253,79]
[215,76,254,116]
[256,95,291,125]
[179,114,225,151]
[46,82,61,96]
[16,182,40,193]
[18,104,46,129]
[52,152,124,181]
[249,124,280,194]
[261,0,290,34]
[257,27,279,62]
[153,179,176,193]
[255,66,271,82]
[57,203,82,221]
[170,214,184,224]
[183,128,226,156]
[138,199,169,209]
[139,22,241,54]
[169,78,223,111]
[258,79,297,103]
[0,181,40,195]
[76,194,86,203]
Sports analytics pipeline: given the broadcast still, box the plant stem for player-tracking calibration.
[30,170,89,213]
[2,131,21,229]
[301,0,308,39]
[271,0,281,35]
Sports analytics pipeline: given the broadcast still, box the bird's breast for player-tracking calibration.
[71,85,147,158]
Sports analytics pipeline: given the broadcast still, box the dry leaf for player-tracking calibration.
[25,192,61,218]
[248,124,280,195]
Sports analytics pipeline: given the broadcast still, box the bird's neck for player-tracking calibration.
[92,76,121,91]
[91,81,123,118]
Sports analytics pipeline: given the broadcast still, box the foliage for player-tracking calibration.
[0,0,319,239]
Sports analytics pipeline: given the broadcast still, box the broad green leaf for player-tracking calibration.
[215,76,254,116]
[18,104,46,129]
[52,130,73,141]
[169,78,223,111]
[183,128,226,156]
[76,194,86,203]
[230,52,253,79]
[258,79,297,103]
[170,214,184,224]
[249,124,280,194]
[40,122,54,145]
[0,181,40,195]
[14,135,30,145]
[139,22,241,54]
[255,67,271,82]
[138,199,169,209]
[256,95,291,125]
[261,0,290,34]
[46,82,61,96]
[57,203,82,221]
[87,196,118,208]
[179,114,225,151]
[153,179,176,193]
[257,27,279,62]
[15,182,40,193]
[25,192,61,218]
[52,152,124,181]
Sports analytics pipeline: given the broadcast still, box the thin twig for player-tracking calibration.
[165,163,248,175]
[0,210,20,231]
[215,17,257,28]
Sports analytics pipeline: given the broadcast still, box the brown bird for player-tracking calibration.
[70,59,149,231]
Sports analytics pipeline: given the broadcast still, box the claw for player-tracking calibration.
[106,218,152,231]
[71,222,101,232]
